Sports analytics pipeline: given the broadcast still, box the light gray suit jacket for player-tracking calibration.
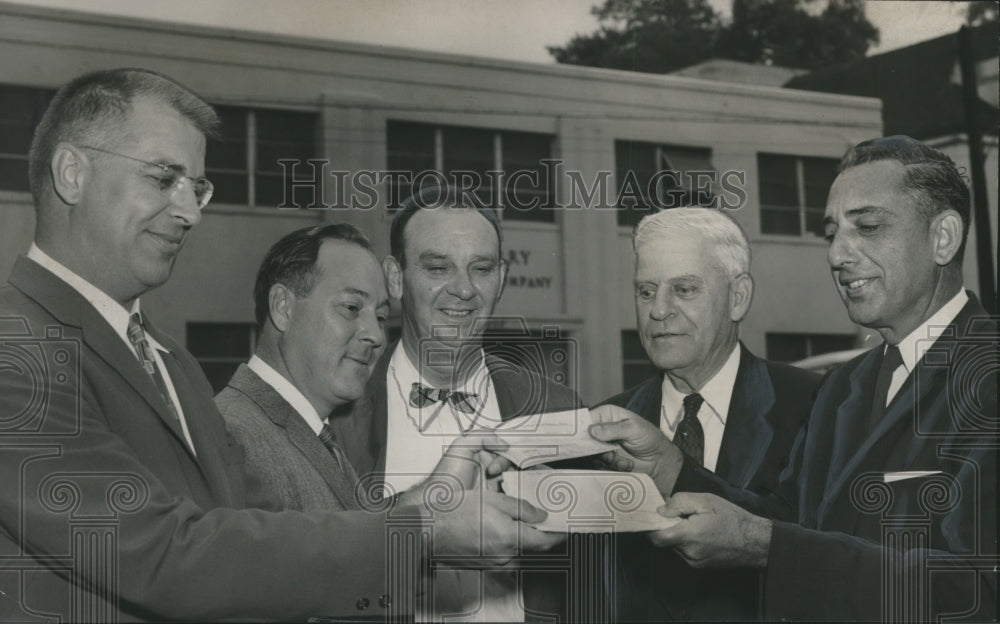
[216,364,359,512]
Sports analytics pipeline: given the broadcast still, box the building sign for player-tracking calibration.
[496,228,562,316]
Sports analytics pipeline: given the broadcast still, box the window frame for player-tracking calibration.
[0,84,55,194]
[620,329,657,391]
[614,139,716,228]
[186,322,258,393]
[206,106,320,209]
[757,153,840,237]
[386,120,556,223]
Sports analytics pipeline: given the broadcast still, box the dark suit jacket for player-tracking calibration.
[677,293,998,621]
[601,344,821,621]
[334,341,584,622]
[0,257,411,622]
[216,363,359,512]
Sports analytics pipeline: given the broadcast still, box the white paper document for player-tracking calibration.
[883,470,943,483]
[502,469,679,533]
[492,408,617,468]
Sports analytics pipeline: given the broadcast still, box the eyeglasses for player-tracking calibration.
[80,145,214,209]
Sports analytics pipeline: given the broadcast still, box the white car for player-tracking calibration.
[792,348,869,374]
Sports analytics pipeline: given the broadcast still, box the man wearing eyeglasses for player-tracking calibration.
[0,68,560,622]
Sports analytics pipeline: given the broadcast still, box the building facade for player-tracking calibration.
[0,3,884,403]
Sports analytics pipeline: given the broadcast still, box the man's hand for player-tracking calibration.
[588,404,685,495]
[650,492,771,568]
[397,434,508,509]
[392,434,565,564]
[431,489,566,564]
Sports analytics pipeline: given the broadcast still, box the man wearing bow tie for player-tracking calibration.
[336,185,582,622]
[0,69,561,622]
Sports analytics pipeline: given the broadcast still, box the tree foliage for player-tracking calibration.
[548,0,880,73]
[966,1,998,26]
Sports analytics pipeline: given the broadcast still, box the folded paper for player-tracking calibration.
[493,408,617,468]
[883,470,943,483]
[502,469,679,533]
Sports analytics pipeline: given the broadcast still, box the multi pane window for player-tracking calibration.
[765,332,856,362]
[187,322,257,393]
[621,330,657,390]
[615,140,716,227]
[757,154,839,236]
[206,106,319,208]
[0,84,54,192]
[386,120,555,222]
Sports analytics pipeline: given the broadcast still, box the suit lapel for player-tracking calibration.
[335,343,392,480]
[717,346,776,487]
[156,345,235,504]
[624,376,663,427]
[816,294,985,525]
[370,351,391,477]
[229,365,358,509]
[817,349,881,521]
[488,354,538,421]
[283,410,359,510]
[10,258,192,450]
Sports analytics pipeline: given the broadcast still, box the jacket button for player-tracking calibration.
[379,594,391,608]
[356,597,370,610]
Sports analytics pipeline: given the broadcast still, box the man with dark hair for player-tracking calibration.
[591,135,997,621]
[0,69,560,622]
[216,223,389,511]
[388,184,503,268]
[338,185,582,621]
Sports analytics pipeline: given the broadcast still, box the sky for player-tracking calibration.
[5,0,981,65]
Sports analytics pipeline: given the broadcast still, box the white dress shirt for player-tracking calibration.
[247,355,326,434]
[882,289,968,406]
[384,342,523,622]
[659,344,741,473]
[27,243,196,453]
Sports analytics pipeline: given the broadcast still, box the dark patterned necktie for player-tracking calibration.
[675,393,705,466]
[318,423,359,485]
[127,313,179,422]
[869,345,903,431]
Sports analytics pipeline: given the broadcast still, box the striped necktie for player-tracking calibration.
[126,313,179,422]
[317,423,359,487]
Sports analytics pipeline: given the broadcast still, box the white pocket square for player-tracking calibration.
[883,470,942,483]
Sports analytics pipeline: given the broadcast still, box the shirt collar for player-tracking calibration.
[247,355,326,435]
[389,341,491,395]
[387,342,494,432]
[892,289,968,373]
[27,243,168,354]
[661,343,740,429]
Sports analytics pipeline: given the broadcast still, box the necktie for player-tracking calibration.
[127,313,179,422]
[675,393,705,466]
[409,382,480,414]
[317,423,359,485]
[408,382,480,432]
[869,345,903,431]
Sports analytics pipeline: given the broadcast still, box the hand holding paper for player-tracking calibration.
[491,408,617,468]
[501,469,679,533]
